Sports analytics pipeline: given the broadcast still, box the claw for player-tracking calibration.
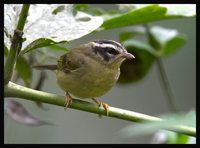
[64,92,72,111]
[102,103,109,116]
[91,98,109,116]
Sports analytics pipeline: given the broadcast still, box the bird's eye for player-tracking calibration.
[106,48,119,55]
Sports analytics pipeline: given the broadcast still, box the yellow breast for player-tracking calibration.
[56,57,120,99]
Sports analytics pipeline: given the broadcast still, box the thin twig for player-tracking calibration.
[34,71,48,109]
[156,58,179,112]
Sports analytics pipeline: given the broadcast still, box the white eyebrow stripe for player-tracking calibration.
[92,42,117,50]
[110,40,122,47]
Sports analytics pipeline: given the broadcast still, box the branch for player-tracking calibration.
[4,4,30,85]
[156,58,179,112]
[145,24,179,112]
[16,4,30,31]
[4,82,196,137]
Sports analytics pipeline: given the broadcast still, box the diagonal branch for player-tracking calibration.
[4,82,196,137]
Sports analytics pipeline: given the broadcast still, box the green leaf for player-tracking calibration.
[101,4,195,30]
[164,131,191,144]
[119,27,146,42]
[175,134,190,144]
[151,130,192,144]
[117,39,155,84]
[47,44,69,52]
[162,36,186,56]
[123,39,156,56]
[117,4,196,17]
[118,111,196,138]
[16,56,32,87]
[119,32,135,42]
[149,26,186,56]
[4,43,9,56]
[101,4,166,30]
[19,38,67,55]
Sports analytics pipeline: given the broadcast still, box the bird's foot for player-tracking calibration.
[64,92,72,111]
[91,98,109,116]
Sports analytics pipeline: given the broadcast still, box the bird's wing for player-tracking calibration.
[57,52,83,73]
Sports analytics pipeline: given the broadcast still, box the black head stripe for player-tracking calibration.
[92,40,126,62]
[93,46,110,61]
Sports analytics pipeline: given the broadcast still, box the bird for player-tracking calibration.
[34,40,135,116]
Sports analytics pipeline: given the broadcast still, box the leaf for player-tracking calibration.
[151,130,194,144]
[19,38,66,55]
[47,44,69,52]
[117,39,155,84]
[160,4,196,16]
[25,4,103,42]
[150,130,168,144]
[101,4,166,30]
[123,39,156,56]
[163,36,186,56]
[16,56,32,87]
[5,100,53,126]
[100,4,196,30]
[52,5,65,15]
[117,4,196,17]
[4,4,22,48]
[119,32,135,42]
[174,134,190,144]
[73,4,105,16]
[117,4,137,13]
[149,26,186,56]
[4,4,103,50]
[119,27,146,42]
[4,43,9,56]
[118,111,196,138]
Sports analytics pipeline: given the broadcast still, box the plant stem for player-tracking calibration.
[145,24,179,112]
[156,58,179,112]
[4,4,30,85]
[16,4,30,31]
[4,82,195,137]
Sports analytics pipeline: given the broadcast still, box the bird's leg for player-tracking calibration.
[64,92,72,111]
[91,98,109,116]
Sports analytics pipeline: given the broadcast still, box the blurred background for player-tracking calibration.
[4,4,196,144]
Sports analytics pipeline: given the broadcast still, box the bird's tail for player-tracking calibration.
[33,65,58,70]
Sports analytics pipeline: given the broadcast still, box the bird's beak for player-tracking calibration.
[121,52,135,59]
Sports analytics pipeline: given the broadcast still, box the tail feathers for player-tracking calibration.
[33,65,58,70]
